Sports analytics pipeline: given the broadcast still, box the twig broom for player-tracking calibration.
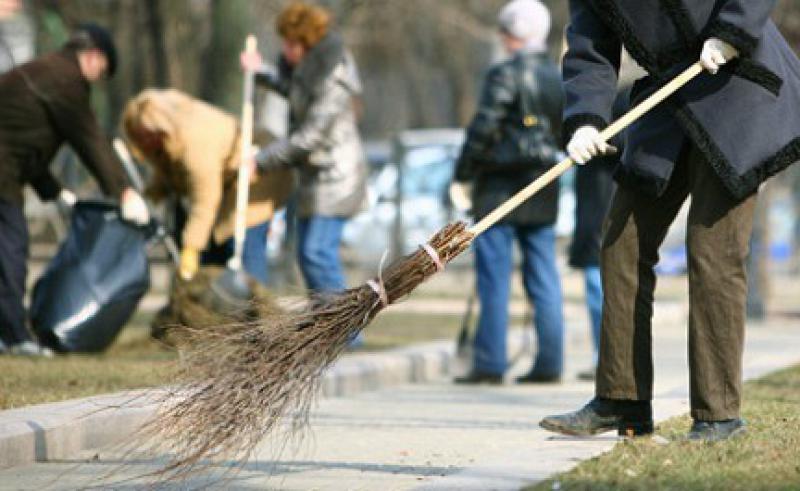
[137,62,706,481]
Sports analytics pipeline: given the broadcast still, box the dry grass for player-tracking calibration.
[0,321,174,410]
[529,365,800,491]
[0,308,488,411]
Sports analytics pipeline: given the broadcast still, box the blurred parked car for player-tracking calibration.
[343,129,467,261]
[343,129,578,264]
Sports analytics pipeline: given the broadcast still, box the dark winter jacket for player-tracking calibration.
[563,0,800,200]
[255,33,367,218]
[455,50,563,226]
[0,48,129,206]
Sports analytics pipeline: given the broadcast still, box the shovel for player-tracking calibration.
[206,34,260,313]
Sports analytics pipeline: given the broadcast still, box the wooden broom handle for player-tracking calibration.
[229,35,258,271]
[467,62,705,237]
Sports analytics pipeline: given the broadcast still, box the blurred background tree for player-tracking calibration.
[3,0,799,287]
[2,0,797,138]
[12,0,570,138]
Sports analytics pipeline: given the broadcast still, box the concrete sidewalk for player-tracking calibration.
[1,313,798,490]
[0,296,684,472]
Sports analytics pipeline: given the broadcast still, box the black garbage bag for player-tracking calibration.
[31,201,151,352]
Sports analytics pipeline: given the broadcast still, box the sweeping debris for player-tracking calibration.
[135,63,706,482]
[150,266,282,344]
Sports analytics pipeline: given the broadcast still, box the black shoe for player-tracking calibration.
[539,397,654,437]
[515,371,562,384]
[687,418,746,441]
[454,370,503,385]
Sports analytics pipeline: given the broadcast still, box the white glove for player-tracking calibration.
[449,181,472,212]
[566,126,617,165]
[240,49,263,72]
[57,189,77,208]
[120,188,150,226]
[700,38,739,75]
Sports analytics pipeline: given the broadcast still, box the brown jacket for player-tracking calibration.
[122,89,293,249]
[0,48,129,205]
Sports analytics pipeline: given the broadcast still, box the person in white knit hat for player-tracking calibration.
[452,0,565,385]
[497,0,551,53]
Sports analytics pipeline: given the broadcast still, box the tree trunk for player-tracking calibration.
[201,0,249,112]
[144,0,169,87]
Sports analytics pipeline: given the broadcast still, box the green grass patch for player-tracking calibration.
[529,365,800,491]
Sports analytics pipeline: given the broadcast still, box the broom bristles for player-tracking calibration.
[135,221,474,482]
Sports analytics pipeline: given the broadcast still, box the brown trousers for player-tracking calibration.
[596,145,756,421]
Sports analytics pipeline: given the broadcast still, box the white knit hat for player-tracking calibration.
[498,0,551,51]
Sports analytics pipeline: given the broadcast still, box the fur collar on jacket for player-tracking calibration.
[281,32,346,94]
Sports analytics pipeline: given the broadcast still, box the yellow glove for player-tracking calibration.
[179,247,199,280]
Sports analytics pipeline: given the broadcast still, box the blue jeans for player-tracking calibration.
[298,216,362,346]
[584,265,603,362]
[297,216,347,292]
[472,223,564,376]
[202,221,271,286]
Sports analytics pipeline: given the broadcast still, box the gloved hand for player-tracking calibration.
[120,187,150,226]
[700,38,739,75]
[57,188,77,208]
[255,140,292,173]
[567,126,617,165]
[240,49,263,72]
[448,181,472,212]
[179,246,199,280]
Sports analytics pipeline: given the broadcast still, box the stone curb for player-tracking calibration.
[0,332,529,470]
[0,391,156,469]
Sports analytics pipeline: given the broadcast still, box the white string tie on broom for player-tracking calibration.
[367,279,388,307]
[367,250,390,307]
[420,243,445,272]
[367,244,444,308]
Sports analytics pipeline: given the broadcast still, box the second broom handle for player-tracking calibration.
[230,35,258,270]
[468,62,705,237]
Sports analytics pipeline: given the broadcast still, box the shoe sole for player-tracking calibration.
[539,419,616,437]
[539,419,654,438]
[687,424,747,442]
